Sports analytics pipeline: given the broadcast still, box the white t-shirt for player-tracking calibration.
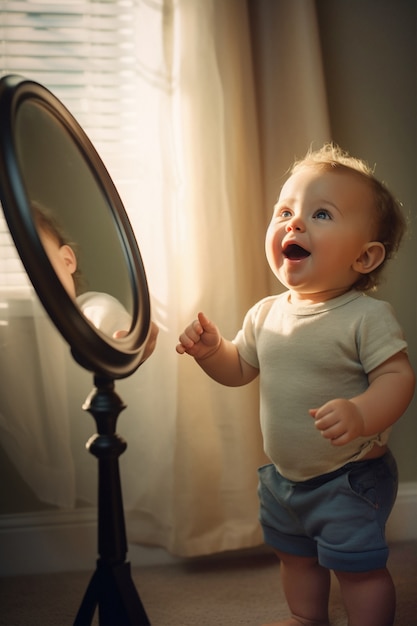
[233,290,408,481]
[76,291,132,337]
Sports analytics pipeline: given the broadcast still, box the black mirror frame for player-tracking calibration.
[0,74,151,379]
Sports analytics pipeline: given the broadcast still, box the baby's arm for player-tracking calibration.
[176,312,258,387]
[310,351,415,446]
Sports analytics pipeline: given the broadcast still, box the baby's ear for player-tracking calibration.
[353,241,386,274]
[59,244,78,274]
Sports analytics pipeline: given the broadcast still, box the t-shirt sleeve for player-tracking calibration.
[232,302,261,369]
[358,300,408,374]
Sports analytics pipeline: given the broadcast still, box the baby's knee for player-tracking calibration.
[273,549,320,569]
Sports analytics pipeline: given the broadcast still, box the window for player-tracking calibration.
[1,0,163,291]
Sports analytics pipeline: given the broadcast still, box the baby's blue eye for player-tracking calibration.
[314,209,331,220]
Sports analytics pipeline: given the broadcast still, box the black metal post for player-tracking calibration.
[73,375,150,626]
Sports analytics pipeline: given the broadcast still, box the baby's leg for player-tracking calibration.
[334,567,395,626]
[262,550,331,626]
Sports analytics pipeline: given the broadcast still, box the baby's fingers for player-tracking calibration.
[176,319,203,354]
[175,342,186,354]
[197,311,216,332]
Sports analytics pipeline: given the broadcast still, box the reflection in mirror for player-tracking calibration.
[15,98,133,338]
[33,203,132,338]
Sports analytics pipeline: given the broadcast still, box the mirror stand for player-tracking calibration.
[0,75,153,625]
[73,375,150,626]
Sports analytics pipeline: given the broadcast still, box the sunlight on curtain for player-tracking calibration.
[1,0,331,556]
[94,0,271,556]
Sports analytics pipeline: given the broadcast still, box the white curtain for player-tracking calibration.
[0,0,331,556]
[0,295,75,508]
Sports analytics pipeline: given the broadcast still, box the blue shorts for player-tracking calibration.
[257,451,398,573]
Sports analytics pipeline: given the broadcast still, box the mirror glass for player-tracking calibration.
[16,99,133,337]
[0,75,151,378]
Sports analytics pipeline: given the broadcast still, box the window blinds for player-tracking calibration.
[0,0,145,291]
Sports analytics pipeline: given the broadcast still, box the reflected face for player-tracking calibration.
[38,228,78,299]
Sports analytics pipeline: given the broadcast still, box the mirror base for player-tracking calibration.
[74,560,150,626]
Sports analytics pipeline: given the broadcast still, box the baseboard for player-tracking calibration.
[0,507,177,576]
[1,482,416,576]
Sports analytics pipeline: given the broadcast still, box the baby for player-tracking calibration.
[176,144,415,626]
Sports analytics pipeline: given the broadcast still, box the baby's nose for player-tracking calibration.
[285,216,304,232]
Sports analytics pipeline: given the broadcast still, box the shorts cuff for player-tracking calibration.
[319,545,389,572]
[262,524,318,558]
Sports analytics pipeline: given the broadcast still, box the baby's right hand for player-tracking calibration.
[176,312,221,360]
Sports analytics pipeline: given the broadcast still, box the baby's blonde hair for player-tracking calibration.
[290,143,406,291]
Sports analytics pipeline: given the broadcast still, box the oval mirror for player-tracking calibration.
[0,74,151,378]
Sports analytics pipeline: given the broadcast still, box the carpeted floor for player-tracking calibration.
[0,541,416,625]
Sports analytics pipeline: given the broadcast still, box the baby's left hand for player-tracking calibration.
[309,399,365,446]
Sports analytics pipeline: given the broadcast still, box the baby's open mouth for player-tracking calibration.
[283,243,311,260]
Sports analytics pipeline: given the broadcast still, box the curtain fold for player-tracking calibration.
[0,295,75,508]
[1,0,332,557]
